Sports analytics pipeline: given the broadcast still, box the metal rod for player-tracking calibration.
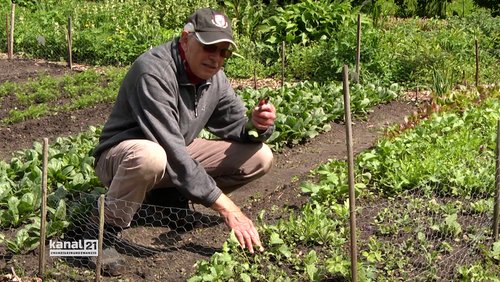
[95,194,105,281]
[355,13,361,84]
[38,138,49,278]
[343,64,358,282]
[493,119,500,240]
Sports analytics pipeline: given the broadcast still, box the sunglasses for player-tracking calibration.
[192,35,233,58]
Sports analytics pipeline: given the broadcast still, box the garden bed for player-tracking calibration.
[0,56,419,281]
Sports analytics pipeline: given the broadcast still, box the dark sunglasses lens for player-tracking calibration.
[203,45,218,53]
[201,44,232,58]
[221,49,232,58]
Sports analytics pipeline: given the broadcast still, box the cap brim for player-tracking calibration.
[195,32,237,48]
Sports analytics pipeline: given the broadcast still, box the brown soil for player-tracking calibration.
[0,56,418,281]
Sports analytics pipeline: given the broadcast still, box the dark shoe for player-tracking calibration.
[143,188,189,209]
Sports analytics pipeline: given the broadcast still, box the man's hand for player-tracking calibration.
[211,193,264,253]
[251,100,276,131]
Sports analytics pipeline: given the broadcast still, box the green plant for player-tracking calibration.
[259,0,356,47]
[1,67,126,124]
[431,213,462,238]
[0,127,103,253]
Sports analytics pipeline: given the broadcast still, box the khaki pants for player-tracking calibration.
[94,138,273,227]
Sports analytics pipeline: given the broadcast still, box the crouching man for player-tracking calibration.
[89,7,276,276]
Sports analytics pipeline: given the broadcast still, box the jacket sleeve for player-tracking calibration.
[130,73,222,207]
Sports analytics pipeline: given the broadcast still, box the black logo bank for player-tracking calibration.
[49,239,98,257]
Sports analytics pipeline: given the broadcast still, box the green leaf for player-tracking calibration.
[54,199,67,221]
[269,232,284,245]
[0,182,11,201]
[240,273,251,282]
[491,241,500,260]
[248,129,259,138]
[18,192,36,214]
[7,196,20,225]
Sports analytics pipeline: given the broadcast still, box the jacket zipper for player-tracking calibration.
[194,91,198,118]
[194,84,209,118]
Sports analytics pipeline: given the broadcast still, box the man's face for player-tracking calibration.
[181,32,231,80]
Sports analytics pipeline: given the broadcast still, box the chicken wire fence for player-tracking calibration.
[0,189,226,280]
[49,191,224,269]
[355,186,494,281]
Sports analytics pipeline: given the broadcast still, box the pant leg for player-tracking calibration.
[96,138,273,227]
[185,139,274,193]
[94,139,167,227]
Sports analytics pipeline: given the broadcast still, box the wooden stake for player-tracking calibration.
[95,194,105,281]
[253,65,257,90]
[281,41,285,88]
[493,119,500,241]
[355,13,361,84]
[38,138,49,278]
[8,4,15,59]
[343,65,358,282]
[5,14,9,59]
[475,38,479,88]
[67,16,73,69]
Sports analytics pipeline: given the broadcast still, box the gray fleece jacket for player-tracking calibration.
[93,38,273,207]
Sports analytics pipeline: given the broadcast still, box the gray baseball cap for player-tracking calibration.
[184,8,236,47]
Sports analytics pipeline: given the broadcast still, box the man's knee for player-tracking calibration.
[255,143,274,175]
[129,141,167,179]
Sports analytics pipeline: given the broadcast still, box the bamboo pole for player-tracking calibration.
[475,38,479,88]
[8,4,15,59]
[38,138,49,278]
[355,13,361,84]
[95,194,105,282]
[343,64,358,282]
[493,119,500,240]
[67,16,73,69]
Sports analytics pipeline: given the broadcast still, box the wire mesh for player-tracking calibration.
[355,186,494,281]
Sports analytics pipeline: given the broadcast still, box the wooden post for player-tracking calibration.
[5,14,9,58]
[253,66,257,90]
[281,41,285,88]
[9,4,15,59]
[38,138,49,278]
[493,119,500,241]
[343,65,358,282]
[8,4,15,59]
[67,16,73,69]
[355,13,361,84]
[415,85,419,103]
[475,38,479,88]
[95,194,105,281]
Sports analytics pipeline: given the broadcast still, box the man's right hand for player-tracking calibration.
[211,193,264,253]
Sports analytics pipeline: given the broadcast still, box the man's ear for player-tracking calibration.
[180,31,189,45]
